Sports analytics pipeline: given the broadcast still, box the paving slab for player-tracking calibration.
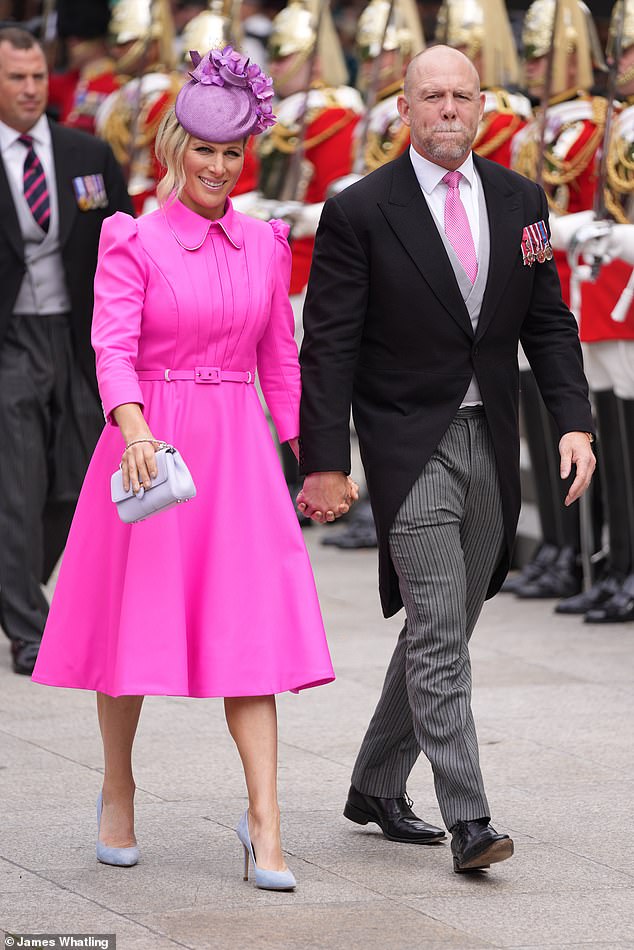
[129,901,496,950]
[1,528,633,950]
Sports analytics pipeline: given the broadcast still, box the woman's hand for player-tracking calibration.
[288,437,300,461]
[297,472,359,523]
[112,403,161,494]
[120,438,161,494]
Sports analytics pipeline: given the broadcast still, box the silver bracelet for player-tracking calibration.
[124,438,164,450]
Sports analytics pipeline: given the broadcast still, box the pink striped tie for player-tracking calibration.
[442,170,477,284]
[18,133,50,233]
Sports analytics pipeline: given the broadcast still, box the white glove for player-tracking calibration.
[326,173,363,198]
[230,191,283,220]
[548,210,595,250]
[274,201,325,238]
[587,223,634,266]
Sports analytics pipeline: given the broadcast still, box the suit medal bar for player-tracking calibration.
[72,173,108,211]
[521,221,553,266]
[536,220,553,260]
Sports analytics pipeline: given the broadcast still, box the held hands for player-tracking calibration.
[296,471,360,524]
[559,432,596,506]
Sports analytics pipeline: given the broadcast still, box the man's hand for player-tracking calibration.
[296,472,359,523]
[559,432,596,506]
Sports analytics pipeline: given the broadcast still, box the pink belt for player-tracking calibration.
[137,367,254,384]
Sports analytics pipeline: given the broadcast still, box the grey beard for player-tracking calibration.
[422,132,472,164]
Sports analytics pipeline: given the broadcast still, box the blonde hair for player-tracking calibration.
[155,108,191,206]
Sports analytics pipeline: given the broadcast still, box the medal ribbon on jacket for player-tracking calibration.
[521,220,553,266]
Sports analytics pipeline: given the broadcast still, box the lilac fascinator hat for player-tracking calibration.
[175,46,276,141]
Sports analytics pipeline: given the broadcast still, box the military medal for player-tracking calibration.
[72,175,90,210]
[521,226,535,266]
[537,219,554,260]
[524,221,551,264]
[72,173,108,211]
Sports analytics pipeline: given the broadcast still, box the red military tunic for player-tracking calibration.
[513,94,607,316]
[580,101,634,342]
[258,85,364,294]
[355,82,410,174]
[474,88,531,169]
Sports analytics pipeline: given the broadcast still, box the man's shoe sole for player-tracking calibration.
[343,801,446,844]
[453,837,514,873]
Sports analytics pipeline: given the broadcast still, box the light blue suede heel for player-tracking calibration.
[236,810,296,891]
[96,792,140,867]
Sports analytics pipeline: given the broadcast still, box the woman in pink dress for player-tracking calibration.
[32,46,356,890]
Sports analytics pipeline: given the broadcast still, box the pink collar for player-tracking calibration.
[162,196,243,251]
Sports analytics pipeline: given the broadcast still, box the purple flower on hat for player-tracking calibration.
[187,45,276,133]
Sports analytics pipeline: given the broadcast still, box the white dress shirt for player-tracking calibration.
[409,145,480,253]
[409,145,484,406]
[0,114,70,314]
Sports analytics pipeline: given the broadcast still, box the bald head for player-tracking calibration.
[397,44,484,171]
[404,46,480,99]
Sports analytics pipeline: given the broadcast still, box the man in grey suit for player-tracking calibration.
[0,27,132,675]
[297,46,596,873]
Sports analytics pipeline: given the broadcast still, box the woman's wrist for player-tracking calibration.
[112,403,152,445]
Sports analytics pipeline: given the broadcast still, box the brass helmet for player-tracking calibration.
[435,0,519,87]
[109,0,175,70]
[356,0,425,62]
[268,0,348,87]
[180,0,235,68]
[609,0,634,70]
[522,0,604,95]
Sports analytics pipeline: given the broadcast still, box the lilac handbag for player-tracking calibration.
[111,445,196,524]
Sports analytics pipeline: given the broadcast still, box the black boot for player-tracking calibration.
[585,573,634,623]
[516,372,582,590]
[557,390,630,614]
[555,571,625,614]
[322,498,377,548]
[501,542,559,593]
[516,545,582,599]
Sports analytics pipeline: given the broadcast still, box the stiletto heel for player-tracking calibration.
[96,792,140,867]
[235,810,296,891]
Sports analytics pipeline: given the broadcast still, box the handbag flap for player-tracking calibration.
[111,448,170,503]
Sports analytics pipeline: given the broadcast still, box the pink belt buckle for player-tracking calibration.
[195,366,221,384]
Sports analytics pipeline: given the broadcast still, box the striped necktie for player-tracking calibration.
[18,133,50,233]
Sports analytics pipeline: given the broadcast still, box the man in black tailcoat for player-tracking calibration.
[297,46,596,873]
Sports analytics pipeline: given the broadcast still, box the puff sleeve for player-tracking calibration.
[256,219,301,444]
[91,212,149,424]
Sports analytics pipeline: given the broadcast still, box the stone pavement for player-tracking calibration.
[1,529,633,950]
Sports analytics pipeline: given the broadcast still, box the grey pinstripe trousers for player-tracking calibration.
[0,313,102,648]
[351,408,505,828]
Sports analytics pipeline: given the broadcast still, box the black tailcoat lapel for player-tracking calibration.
[50,121,79,249]
[377,152,474,340]
[0,155,24,261]
[475,154,524,341]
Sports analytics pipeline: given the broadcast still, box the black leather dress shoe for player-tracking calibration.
[10,640,39,676]
[501,543,559,594]
[555,573,624,615]
[515,547,581,599]
[585,574,634,623]
[450,818,514,873]
[343,785,445,844]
